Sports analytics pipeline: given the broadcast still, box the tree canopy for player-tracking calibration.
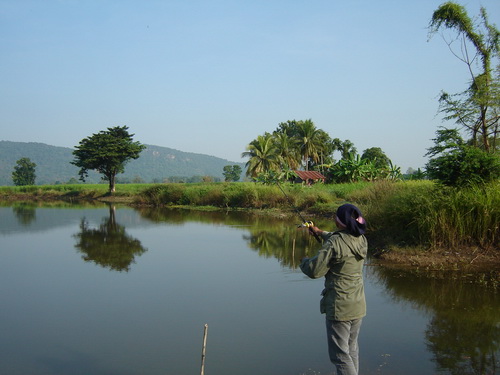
[12,157,36,186]
[223,165,242,182]
[429,1,500,152]
[242,119,399,183]
[241,133,281,178]
[361,147,390,170]
[71,126,146,193]
[425,128,500,186]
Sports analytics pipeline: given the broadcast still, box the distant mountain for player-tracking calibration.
[0,141,246,185]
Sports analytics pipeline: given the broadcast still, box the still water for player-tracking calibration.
[0,204,498,375]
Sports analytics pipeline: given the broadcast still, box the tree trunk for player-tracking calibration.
[109,174,116,194]
[481,108,490,152]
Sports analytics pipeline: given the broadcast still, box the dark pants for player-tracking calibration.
[325,318,362,375]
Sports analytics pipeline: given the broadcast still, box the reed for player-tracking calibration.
[359,180,499,250]
[420,183,500,249]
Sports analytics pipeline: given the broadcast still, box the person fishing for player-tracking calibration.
[300,203,367,375]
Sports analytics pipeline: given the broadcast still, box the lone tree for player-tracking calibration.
[72,126,146,193]
[12,157,37,186]
[428,2,500,152]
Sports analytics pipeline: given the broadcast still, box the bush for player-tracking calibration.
[425,128,500,187]
[426,146,500,187]
[222,183,259,208]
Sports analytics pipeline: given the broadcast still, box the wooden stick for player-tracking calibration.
[200,323,208,375]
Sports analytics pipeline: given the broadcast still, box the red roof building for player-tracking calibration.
[293,170,326,184]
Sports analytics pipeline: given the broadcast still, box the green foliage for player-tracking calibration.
[361,147,390,169]
[358,180,500,250]
[429,2,500,152]
[3,180,499,252]
[429,2,474,35]
[420,183,500,249]
[426,128,500,186]
[332,138,357,160]
[222,165,242,182]
[241,133,281,178]
[243,119,400,182]
[276,119,334,170]
[404,168,427,180]
[72,126,146,193]
[12,157,37,186]
[329,153,385,182]
[272,132,301,170]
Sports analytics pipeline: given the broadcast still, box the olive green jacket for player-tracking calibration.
[300,230,367,321]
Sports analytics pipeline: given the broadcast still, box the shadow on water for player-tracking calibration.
[73,205,147,272]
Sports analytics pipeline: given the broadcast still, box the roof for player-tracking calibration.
[293,170,326,180]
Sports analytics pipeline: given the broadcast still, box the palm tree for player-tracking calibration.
[273,132,300,170]
[241,134,280,178]
[296,119,323,170]
[332,138,358,160]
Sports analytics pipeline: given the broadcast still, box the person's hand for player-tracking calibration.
[309,226,321,236]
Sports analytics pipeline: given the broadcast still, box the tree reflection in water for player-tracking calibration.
[74,205,147,272]
[370,267,499,375]
[12,204,36,226]
[134,206,500,374]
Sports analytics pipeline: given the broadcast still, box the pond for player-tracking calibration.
[0,204,498,375]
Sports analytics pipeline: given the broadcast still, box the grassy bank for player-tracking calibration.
[0,183,147,201]
[1,180,499,269]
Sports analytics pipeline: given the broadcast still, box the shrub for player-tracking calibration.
[425,128,500,187]
[222,183,260,208]
[139,184,184,205]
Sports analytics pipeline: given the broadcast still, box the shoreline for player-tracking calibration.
[1,183,498,281]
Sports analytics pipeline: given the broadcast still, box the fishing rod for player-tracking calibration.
[275,182,322,244]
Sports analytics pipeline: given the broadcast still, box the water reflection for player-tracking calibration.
[12,204,36,226]
[370,267,500,375]
[73,205,147,272]
[136,206,261,226]
[1,204,499,374]
[137,206,500,374]
[135,207,328,267]
[243,226,318,268]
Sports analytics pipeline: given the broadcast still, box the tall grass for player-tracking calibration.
[136,183,291,209]
[420,183,499,249]
[358,181,499,250]
[122,181,500,250]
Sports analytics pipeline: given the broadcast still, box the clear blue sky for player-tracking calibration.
[1,0,499,172]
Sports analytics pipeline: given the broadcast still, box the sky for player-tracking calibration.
[1,0,499,172]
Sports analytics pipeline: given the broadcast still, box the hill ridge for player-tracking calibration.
[0,140,245,185]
